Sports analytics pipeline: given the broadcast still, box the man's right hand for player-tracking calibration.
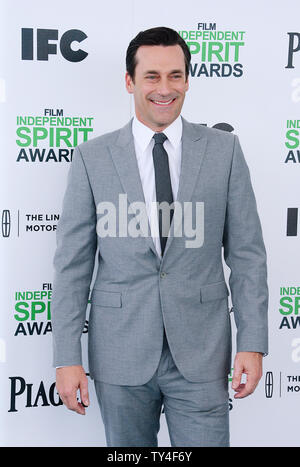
[56,365,89,415]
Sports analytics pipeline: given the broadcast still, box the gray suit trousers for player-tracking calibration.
[94,330,230,447]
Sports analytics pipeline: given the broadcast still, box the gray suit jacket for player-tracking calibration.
[51,117,268,385]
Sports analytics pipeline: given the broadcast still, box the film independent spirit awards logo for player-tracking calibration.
[178,21,246,78]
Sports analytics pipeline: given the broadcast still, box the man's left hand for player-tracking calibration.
[232,351,263,399]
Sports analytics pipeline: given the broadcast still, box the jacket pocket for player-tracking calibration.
[91,288,122,308]
[200,280,229,303]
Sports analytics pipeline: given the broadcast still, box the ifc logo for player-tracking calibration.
[21,28,88,62]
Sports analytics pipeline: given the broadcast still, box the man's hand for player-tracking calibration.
[232,351,263,399]
[56,365,89,415]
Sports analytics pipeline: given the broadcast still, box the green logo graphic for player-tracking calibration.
[279,287,300,329]
[285,120,300,163]
[179,22,245,78]
[14,287,52,336]
[16,109,94,162]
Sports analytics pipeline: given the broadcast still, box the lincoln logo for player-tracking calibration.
[2,209,11,237]
[265,371,274,398]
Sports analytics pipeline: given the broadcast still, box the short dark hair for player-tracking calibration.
[126,26,191,81]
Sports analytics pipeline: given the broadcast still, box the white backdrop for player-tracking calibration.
[1,0,300,447]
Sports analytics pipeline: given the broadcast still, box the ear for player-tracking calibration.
[185,76,189,92]
[125,72,134,94]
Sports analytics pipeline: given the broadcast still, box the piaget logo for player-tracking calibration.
[279,286,300,329]
[8,376,63,412]
[16,108,94,162]
[286,33,300,69]
[285,120,300,163]
[178,22,245,78]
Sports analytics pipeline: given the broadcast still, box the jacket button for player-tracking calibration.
[160,272,167,278]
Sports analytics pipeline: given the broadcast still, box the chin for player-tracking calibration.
[156,115,178,126]
[152,119,172,129]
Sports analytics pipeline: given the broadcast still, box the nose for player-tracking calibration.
[156,77,172,97]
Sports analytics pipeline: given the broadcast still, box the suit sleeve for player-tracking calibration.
[51,146,97,367]
[222,135,269,356]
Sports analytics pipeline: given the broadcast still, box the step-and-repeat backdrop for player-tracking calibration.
[1,0,299,447]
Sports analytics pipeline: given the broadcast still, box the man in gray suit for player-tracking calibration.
[52,27,268,447]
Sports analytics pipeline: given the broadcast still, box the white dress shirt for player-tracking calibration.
[132,114,183,258]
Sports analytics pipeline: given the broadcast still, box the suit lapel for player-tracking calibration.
[109,119,159,258]
[109,117,208,260]
[162,117,208,258]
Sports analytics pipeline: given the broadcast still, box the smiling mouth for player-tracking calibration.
[150,98,176,106]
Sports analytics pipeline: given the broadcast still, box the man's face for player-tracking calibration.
[125,44,189,131]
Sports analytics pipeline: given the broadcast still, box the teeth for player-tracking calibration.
[152,99,173,105]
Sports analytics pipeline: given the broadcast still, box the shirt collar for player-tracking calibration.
[132,114,182,153]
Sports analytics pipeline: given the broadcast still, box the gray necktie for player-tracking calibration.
[152,133,174,256]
